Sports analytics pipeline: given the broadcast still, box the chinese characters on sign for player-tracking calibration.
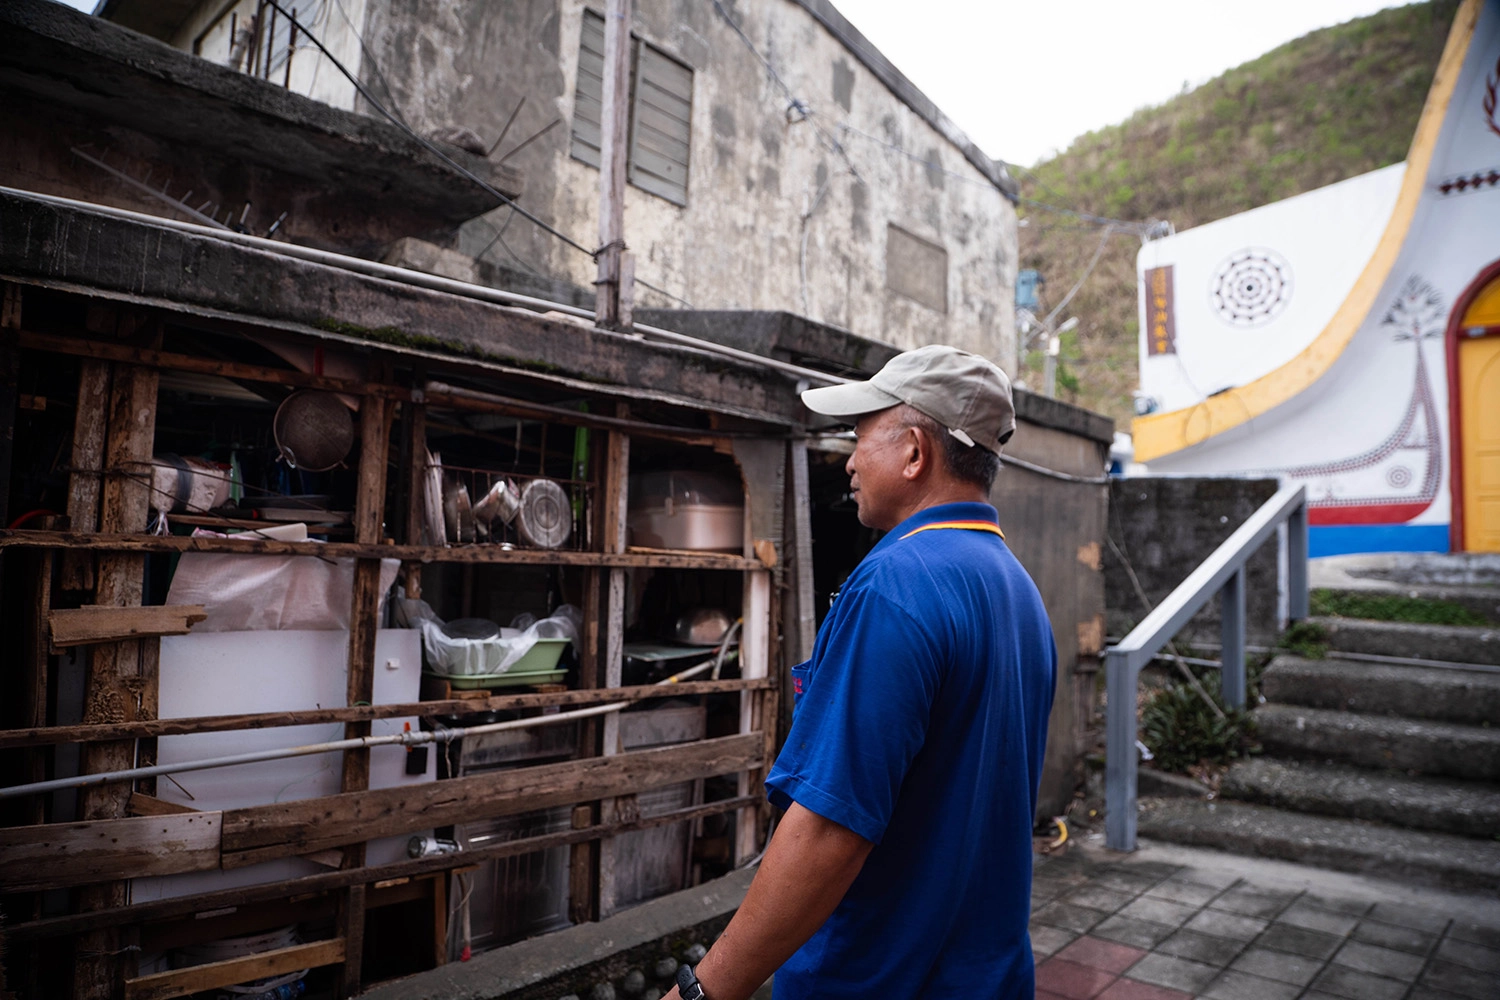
[1145,265,1176,356]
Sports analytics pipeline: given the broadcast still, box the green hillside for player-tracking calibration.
[1017,0,1460,427]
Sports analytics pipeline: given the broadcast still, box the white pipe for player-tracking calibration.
[0,186,846,387]
[0,659,724,801]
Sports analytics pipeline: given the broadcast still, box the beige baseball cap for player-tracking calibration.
[800,345,1015,454]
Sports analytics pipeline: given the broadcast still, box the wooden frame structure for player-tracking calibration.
[0,253,810,998]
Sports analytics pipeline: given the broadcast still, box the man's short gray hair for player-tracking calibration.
[891,405,1002,493]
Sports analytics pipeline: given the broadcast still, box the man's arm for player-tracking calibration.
[664,801,874,1000]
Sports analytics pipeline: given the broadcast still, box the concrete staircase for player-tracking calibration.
[1137,564,1500,892]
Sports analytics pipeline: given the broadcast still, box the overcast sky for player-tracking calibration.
[835,0,1413,166]
[54,0,1412,166]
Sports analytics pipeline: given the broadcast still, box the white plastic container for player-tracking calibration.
[628,471,744,552]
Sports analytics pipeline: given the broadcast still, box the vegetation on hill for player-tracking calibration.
[1016,0,1460,426]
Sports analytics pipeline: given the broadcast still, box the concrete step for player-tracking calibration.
[1314,585,1500,624]
[1313,616,1500,665]
[1254,704,1500,781]
[1136,798,1500,893]
[1221,757,1500,839]
[1260,653,1500,724]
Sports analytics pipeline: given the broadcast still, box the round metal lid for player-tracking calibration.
[516,478,572,549]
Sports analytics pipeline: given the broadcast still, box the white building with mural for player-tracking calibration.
[1133,0,1500,557]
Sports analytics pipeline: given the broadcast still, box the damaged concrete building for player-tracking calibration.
[0,2,1108,998]
[94,0,1024,367]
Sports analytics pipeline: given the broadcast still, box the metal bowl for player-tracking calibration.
[273,390,354,472]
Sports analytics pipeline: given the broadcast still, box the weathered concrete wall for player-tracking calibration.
[360,0,1020,370]
[1105,477,1283,648]
[998,396,1113,819]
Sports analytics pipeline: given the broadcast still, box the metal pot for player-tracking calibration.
[273,390,354,472]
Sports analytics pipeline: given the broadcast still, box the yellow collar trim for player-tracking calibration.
[899,520,1005,540]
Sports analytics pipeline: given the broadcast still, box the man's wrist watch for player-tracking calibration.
[676,963,707,1000]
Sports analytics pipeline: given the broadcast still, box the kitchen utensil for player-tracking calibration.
[516,478,571,548]
[272,390,354,472]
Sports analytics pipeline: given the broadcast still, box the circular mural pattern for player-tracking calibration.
[1386,466,1413,489]
[1211,248,1293,327]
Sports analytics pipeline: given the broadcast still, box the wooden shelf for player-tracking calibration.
[0,530,764,570]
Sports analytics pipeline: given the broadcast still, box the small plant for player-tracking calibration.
[1139,668,1257,774]
[1278,620,1328,659]
[1310,589,1488,626]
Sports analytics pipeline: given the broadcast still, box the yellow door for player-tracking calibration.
[1460,278,1500,550]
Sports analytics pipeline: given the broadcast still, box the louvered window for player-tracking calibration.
[571,9,693,206]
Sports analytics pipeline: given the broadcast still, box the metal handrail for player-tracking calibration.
[1105,483,1309,850]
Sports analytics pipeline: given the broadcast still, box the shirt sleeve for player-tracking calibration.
[765,586,944,844]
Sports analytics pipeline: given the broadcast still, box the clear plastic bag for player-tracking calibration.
[396,597,580,677]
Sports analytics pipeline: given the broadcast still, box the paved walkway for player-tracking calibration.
[1030,840,1500,1000]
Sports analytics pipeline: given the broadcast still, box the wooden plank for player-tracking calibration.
[0,530,763,570]
[0,812,222,893]
[61,358,109,591]
[736,570,774,864]
[598,411,630,918]
[22,547,54,824]
[0,677,773,748]
[7,795,757,943]
[15,330,390,401]
[49,605,206,648]
[127,793,195,817]
[123,938,344,1000]
[221,733,762,868]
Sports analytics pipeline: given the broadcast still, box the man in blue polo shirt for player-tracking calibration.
[668,346,1057,1000]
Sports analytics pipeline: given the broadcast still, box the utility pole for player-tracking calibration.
[595,0,634,330]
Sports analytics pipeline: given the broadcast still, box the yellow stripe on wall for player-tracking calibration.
[1131,0,1485,463]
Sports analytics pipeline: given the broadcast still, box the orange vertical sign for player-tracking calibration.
[1145,265,1176,356]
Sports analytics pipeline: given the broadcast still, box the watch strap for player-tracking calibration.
[676,963,706,1000]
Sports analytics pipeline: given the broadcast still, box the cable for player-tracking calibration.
[328,0,409,128]
[261,0,598,260]
[1042,224,1116,328]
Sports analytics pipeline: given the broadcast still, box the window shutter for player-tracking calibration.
[570,8,606,168]
[628,42,692,206]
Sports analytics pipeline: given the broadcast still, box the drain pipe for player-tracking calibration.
[0,659,724,801]
[1,186,846,387]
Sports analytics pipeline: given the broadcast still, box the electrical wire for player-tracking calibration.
[261,0,598,260]
[1042,223,1116,328]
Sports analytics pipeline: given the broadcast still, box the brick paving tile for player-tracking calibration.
[1446,918,1500,949]
[1161,867,1240,891]
[1434,936,1500,972]
[1034,876,1074,901]
[1211,887,1297,920]
[1091,870,1165,895]
[1034,901,1111,934]
[1331,940,1426,980]
[1031,924,1080,958]
[1350,918,1438,956]
[1066,885,1139,913]
[1184,909,1270,942]
[1229,947,1325,987]
[1301,892,1374,916]
[1117,895,1198,929]
[1406,986,1477,1000]
[1419,959,1500,1000]
[1274,900,1361,937]
[1365,902,1451,934]
[1143,879,1221,908]
[1089,914,1178,950]
[1111,860,1183,880]
[1055,936,1148,975]
[1199,970,1302,1000]
[1094,978,1193,1000]
[1036,958,1117,1000]
[1308,964,1410,1000]
[1120,952,1220,994]
[1153,929,1244,968]
[1254,922,1344,960]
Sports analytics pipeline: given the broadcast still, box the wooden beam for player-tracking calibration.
[0,529,765,570]
[594,0,634,329]
[6,795,757,943]
[0,677,773,748]
[21,547,54,824]
[49,605,206,648]
[0,812,222,894]
[60,358,109,591]
[126,793,196,817]
[221,733,762,869]
[123,938,344,1000]
[598,408,630,917]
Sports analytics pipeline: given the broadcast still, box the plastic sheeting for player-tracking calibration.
[396,598,581,676]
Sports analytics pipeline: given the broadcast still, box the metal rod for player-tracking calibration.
[0,660,721,801]
[1221,565,1246,711]
[1,186,845,387]
[1104,649,1137,852]
[495,117,561,165]
[486,96,526,157]
[68,150,229,230]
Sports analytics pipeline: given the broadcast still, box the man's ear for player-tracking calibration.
[902,425,931,481]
